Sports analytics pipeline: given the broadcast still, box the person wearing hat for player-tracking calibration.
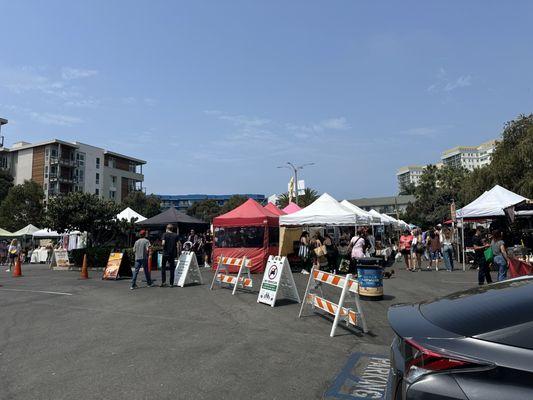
[130,230,154,290]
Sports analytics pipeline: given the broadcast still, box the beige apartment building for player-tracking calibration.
[441,139,497,171]
[0,137,145,205]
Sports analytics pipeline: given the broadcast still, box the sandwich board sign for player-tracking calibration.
[174,251,203,287]
[103,252,132,280]
[50,249,70,270]
[257,256,300,307]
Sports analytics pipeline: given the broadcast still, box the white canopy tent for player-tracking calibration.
[117,207,147,222]
[456,185,527,219]
[340,200,376,225]
[368,209,390,225]
[279,193,357,226]
[12,224,40,237]
[456,185,528,271]
[33,229,61,238]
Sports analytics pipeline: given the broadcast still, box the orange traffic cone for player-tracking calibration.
[12,256,22,277]
[147,249,153,273]
[80,253,89,279]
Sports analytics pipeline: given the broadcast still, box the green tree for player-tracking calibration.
[219,195,248,214]
[187,199,221,223]
[121,191,161,218]
[0,170,14,204]
[46,192,124,246]
[0,180,45,231]
[461,114,533,203]
[399,182,416,195]
[276,187,320,208]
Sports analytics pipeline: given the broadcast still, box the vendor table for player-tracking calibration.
[509,258,533,278]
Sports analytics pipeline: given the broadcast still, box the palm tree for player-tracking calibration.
[275,188,319,209]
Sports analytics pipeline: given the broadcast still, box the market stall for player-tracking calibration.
[136,206,208,234]
[213,198,279,273]
[117,207,146,222]
[282,202,302,214]
[264,202,286,216]
[456,185,530,271]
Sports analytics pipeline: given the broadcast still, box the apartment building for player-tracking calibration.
[396,165,425,191]
[349,195,416,217]
[441,139,497,171]
[157,194,266,211]
[1,138,145,204]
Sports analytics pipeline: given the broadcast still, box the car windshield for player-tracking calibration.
[420,278,533,349]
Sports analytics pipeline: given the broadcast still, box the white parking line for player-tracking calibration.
[0,288,73,296]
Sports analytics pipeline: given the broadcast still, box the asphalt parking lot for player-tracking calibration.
[0,263,480,400]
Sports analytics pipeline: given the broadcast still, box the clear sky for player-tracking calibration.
[1,1,532,199]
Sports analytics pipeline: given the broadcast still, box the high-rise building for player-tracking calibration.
[441,140,497,171]
[1,138,145,205]
[396,165,426,191]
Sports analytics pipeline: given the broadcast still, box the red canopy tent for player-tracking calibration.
[213,199,280,273]
[264,202,286,216]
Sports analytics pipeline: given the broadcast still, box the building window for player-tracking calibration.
[76,153,85,167]
[44,166,48,179]
[109,190,115,200]
[96,173,100,185]
[111,175,117,186]
[96,157,100,169]
[95,188,99,196]
[79,169,84,182]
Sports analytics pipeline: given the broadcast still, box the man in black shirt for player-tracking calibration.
[472,227,492,285]
[161,224,179,287]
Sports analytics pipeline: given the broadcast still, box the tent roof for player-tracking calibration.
[0,227,13,237]
[264,202,286,216]
[117,207,146,222]
[136,207,207,227]
[368,209,391,225]
[12,224,40,236]
[279,193,356,226]
[33,229,60,238]
[456,185,528,219]
[282,202,302,214]
[340,200,379,224]
[214,198,279,227]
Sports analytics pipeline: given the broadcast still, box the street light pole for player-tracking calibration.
[278,162,315,206]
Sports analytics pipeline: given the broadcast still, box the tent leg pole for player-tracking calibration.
[461,218,465,272]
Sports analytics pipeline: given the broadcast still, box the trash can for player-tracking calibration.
[354,258,384,300]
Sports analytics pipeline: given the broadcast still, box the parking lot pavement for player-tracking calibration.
[0,263,480,400]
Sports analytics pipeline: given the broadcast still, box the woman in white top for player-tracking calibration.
[7,239,21,272]
[440,228,455,271]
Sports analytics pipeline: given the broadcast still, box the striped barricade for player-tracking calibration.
[210,255,253,295]
[299,267,368,337]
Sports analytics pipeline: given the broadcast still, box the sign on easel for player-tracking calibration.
[174,251,203,287]
[103,252,132,280]
[258,256,300,307]
[50,249,70,270]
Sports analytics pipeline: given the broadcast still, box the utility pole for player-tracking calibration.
[277,162,315,205]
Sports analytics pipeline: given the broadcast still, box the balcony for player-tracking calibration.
[49,156,77,167]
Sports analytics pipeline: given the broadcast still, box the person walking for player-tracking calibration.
[440,227,455,271]
[311,232,328,271]
[6,239,21,272]
[412,229,424,271]
[160,224,179,287]
[398,230,414,271]
[204,231,213,268]
[348,228,366,275]
[323,233,337,272]
[130,230,154,290]
[472,227,492,285]
[491,230,509,281]
[428,230,441,271]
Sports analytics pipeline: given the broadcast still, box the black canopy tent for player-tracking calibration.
[136,207,208,235]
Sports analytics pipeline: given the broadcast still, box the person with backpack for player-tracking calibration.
[348,228,366,275]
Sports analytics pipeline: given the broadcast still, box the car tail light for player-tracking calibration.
[404,339,485,383]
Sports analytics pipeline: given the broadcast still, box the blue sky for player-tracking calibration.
[1,1,532,199]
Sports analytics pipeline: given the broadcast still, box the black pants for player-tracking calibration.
[161,255,176,285]
[477,257,492,285]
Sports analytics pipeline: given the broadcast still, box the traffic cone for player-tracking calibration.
[147,249,153,273]
[80,253,89,279]
[12,256,22,277]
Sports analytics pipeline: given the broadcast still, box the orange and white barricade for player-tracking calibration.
[298,267,368,337]
[210,255,253,295]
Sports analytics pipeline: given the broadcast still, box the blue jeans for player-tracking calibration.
[161,255,175,285]
[131,259,152,287]
[442,245,454,271]
[494,255,508,281]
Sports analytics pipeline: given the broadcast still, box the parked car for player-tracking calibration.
[388,276,533,400]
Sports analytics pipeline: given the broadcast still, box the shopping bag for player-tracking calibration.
[484,247,494,263]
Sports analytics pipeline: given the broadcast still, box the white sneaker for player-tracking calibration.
[301,269,310,275]
[436,267,439,271]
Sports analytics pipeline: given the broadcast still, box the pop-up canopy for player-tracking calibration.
[264,202,286,216]
[137,207,206,228]
[282,202,301,214]
[0,228,13,238]
[213,198,280,273]
[368,209,390,225]
[456,185,528,219]
[33,229,61,238]
[11,224,40,236]
[117,207,146,222]
[340,200,378,225]
[279,193,356,226]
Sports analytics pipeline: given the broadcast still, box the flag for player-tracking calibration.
[288,177,294,202]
